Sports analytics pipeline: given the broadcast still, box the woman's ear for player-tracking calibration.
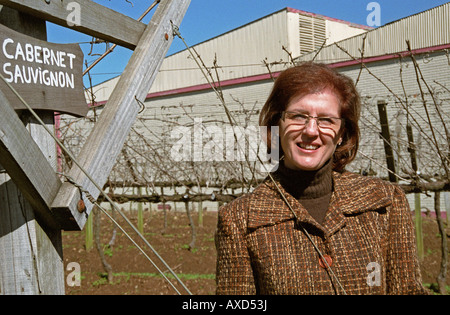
[336,126,345,146]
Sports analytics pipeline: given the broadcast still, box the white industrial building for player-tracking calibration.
[92,7,370,101]
[60,4,450,212]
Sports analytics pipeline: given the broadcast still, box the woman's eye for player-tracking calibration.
[292,114,307,120]
[319,118,333,124]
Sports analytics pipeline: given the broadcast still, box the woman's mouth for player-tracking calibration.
[297,143,320,150]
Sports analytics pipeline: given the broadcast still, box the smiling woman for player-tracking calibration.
[215,62,428,295]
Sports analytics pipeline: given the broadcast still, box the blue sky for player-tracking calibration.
[46,0,449,86]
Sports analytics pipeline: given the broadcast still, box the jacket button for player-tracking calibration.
[319,254,333,269]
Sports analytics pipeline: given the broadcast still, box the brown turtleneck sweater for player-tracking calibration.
[274,159,333,225]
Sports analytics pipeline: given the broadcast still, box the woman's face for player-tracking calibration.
[279,89,344,171]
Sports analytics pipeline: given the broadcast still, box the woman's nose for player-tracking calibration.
[302,118,320,136]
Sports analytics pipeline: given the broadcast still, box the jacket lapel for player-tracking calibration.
[248,179,321,231]
[332,171,392,215]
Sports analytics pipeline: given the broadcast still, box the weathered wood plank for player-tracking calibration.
[0,178,40,294]
[0,90,61,230]
[0,113,65,295]
[0,0,146,49]
[51,0,191,230]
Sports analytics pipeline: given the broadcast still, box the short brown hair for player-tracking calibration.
[259,62,361,171]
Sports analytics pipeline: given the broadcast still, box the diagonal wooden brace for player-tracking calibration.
[51,0,191,230]
[0,89,61,230]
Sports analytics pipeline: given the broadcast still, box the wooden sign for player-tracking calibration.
[0,23,87,117]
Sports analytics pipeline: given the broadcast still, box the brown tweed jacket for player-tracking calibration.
[215,171,428,295]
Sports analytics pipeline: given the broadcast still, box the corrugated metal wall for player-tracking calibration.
[297,2,450,64]
[148,9,290,97]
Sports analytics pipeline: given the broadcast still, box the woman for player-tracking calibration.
[215,62,427,295]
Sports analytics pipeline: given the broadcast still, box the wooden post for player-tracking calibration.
[435,191,448,295]
[0,8,65,295]
[161,187,167,233]
[85,213,93,251]
[414,193,424,260]
[377,100,398,183]
[137,187,144,234]
[0,8,64,295]
[197,185,203,227]
[406,123,424,260]
[0,115,64,294]
[198,201,203,227]
[183,189,196,250]
[445,192,450,227]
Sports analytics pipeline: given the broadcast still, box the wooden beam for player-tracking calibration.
[0,0,146,49]
[377,100,398,183]
[51,0,191,231]
[0,90,61,230]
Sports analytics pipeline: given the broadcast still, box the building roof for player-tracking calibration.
[286,7,373,30]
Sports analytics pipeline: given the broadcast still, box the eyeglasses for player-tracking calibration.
[281,111,343,130]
